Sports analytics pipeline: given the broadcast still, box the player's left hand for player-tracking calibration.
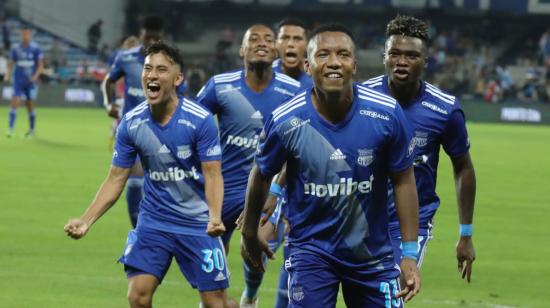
[206,217,226,237]
[397,258,421,302]
[456,236,476,283]
[30,74,39,83]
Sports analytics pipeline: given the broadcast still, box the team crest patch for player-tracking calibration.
[177,145,192,159]
[414,131,429,148]
[357,149,374,167]
[292,286,304,302]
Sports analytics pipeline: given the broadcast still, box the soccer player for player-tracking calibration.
[273,18,313,89]
[362,15,477,282]
[196,24,301,307]
[64,42,236,308]
[102,16,168,228]
[241,24,421,307]
[4,25,43,138]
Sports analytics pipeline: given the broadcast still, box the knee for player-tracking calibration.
[127,288,153,308]
[201,291,228,308]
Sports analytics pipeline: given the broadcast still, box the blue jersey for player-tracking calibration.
[108,45,146,115]
[272,59,313,89]
[256,84,414,264]
[9,42,43,85]
[362,75,470,229]
[112,98,222,235]
[196,69,301,203]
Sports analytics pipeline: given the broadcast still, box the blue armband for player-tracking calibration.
[460,224,473,237]
[269,183,282,197]
[401,241,419,262]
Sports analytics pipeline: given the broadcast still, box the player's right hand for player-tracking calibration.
[240,235,274,272]
[397,258,421,302]
[64,218,90,239]
[107,104,120,119]
[206,217,226,237]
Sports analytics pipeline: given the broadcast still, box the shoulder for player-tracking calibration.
[124,101,149,121]
[270,91,308,124]
[181,97,212,120]
[212,69,242,85]
[274,71,301,90]
[30,42,42,51]
[355,84,402,123]
[116,46,141,61]
[421,82,460,115]
[361,75,385,89]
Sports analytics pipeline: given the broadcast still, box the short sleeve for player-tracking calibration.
[36,46,44,60]
[195,77,219,114]
[442,109,470,158]
[112,119,137,168]
[255,115,288,178]
[195,113,222,162]
[108,54,125,81]
[387,105,415,172]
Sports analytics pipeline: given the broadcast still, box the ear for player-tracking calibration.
[353,60,357,76]
[239,45,244,58]
[304,58,312,76]
[174,72,184,86]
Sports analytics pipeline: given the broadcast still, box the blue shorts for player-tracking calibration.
[118,227,230,292]
[13,81,38,101]
[389,220,433,268]
[220,197,244,245]
[285,250,402,307]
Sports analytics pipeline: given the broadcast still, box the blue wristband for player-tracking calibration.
[269,183,282,197]
[460,224,473,236]
[401,241,419,262]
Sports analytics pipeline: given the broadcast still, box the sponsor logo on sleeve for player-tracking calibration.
[206,145,222,156]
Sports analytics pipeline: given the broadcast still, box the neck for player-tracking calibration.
[311,85,354,124]
[149,93,179,125]
[388,79,421,106]
[282,65,303,81]
[245,62,273,93]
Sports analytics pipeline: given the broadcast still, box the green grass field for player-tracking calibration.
[1,106,549,308]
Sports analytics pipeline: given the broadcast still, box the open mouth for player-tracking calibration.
[255,49,269,57]
[147,82,161,99]
[324,72,343,80]
[284,51,298,63]
[394,69,409,80]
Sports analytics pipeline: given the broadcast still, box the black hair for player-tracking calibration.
[142,15,164,32]
[144,41,184,73]
[309,23,355,43]
[277,18,308,37]
[386,15,429,43]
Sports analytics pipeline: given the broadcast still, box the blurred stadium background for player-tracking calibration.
[1,0,550,307]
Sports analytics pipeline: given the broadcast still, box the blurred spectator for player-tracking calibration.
[219,25,235,49]
[1,15,9,51]
[517,70,540,103]
[40,58,57,83]
[87,19,102,53]
[484,80,502,103]
[48,38,65,70]
[91,60,108,84]
[0,48,7,80]
[57,59,70,83]
[76,59,94,83]
[496,65,515,100]
[538,28,550,63]
[186,66,206,98]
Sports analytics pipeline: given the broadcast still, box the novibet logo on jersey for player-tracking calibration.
[304,175,374,197]
[149,167,200,182]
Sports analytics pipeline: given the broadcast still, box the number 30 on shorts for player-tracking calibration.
[201,248,225,273]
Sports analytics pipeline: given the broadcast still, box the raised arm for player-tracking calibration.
[64,165,131,239]
[451,151,476,282]
[202,160,225,237]
[390,166,421,303]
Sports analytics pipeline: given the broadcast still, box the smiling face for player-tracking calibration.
[276,25,307,70]
[141,52,183,105]
[240,25,276,66]
[383,35,427,88]
[306,31,356,94]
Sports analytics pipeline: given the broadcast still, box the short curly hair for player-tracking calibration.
[386,15,429,44]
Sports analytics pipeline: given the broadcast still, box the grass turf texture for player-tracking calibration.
[1,106,549,307]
